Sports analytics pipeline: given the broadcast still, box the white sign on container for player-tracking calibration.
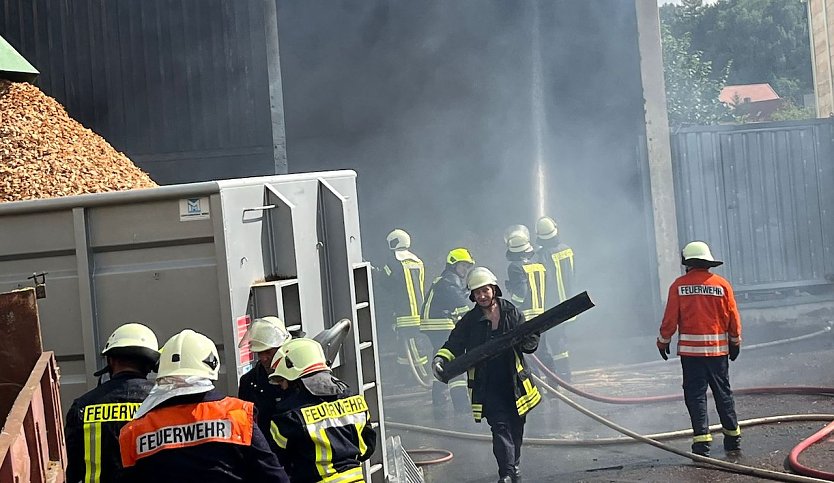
[179,197,210,221]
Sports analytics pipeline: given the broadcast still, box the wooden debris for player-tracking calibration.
[0,80,157,202]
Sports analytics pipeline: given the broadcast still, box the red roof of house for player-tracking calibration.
[719,83,780,105]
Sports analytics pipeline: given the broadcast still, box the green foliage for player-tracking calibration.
[661,0,814,124]
[661,25,733,126]
[770,99,815,121]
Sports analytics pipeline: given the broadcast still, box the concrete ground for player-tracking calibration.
[380,316,834,482]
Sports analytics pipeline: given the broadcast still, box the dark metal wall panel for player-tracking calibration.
[0,0,275,182]
[671,119,834,293]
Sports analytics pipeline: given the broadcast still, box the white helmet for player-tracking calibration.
[503,224,530,244]
[506,233,533,253]
[238,316,291,353]
[268,338,329,382]
[386,229,411,250]
[467,267,500,292]
[158,329,220,380]
[101,323,160,365]
[536,216,558,240]
[681,241,723,267]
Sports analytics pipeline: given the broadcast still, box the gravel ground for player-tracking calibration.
[381,321,834,482]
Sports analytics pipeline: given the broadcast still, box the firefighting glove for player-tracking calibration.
[656,339,670,361]
[729,343,740,361]
[432,357,446,382]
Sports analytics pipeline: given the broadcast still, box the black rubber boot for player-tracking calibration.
[724,434,741,452]
[691,442,711,457]
[497,476,512,483]
[511,466,521,482]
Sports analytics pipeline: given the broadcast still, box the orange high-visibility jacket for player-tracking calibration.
[119,397,254,468]
[659,268,741,357]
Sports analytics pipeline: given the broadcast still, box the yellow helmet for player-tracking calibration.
[101,323,160,365]
[503,224,530,244]
[268,338,329,382]
[157,329,220,380]
[681,241,723,267]
[238,316,291,353]
[536,216,558,240]
[446,247,474,265]
[506,233,533,253]
[386,229,411,250]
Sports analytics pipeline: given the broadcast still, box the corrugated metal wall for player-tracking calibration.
[0,0,275,183]
[671,119,834,294]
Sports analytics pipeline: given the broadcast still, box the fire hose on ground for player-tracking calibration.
[788,420,834,480]
[391,337,834,480]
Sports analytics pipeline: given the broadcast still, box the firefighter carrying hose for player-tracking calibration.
[657,241,742,457]
[65,323,160,483]
[421,247,475,416]
[267,338,377,483]
[119,329,289,482]
[379,228,430,382]
[534,215,575,381]
[237,316,292,452]
[433,267,541,483]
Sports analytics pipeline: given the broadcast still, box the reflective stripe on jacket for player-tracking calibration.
[659,268,742,357]
[537,241,575,310]
[436,298,541,422]
[119,397,254,467]
[507,260,546,320]
[421,269,470,332]
[270,391,376,483]
[382,252,425,329]
[64,372,153,483]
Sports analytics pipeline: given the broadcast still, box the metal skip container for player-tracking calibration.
[0,170,388,481]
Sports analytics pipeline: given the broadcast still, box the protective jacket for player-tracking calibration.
[436,298,541,422]
[269,386,376,483]
[537,238,575,308]
[65,371,153,483]
[238,362,286,452]
[380,250,425,330]
[119,390,289,483]
[506,256,546,320]
[659,268,742,357]
[421,268,470,332]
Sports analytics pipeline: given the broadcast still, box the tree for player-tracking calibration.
[663,0,813,105]
[661,25,733,126]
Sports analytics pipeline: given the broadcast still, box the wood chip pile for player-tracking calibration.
[0,80,157,202]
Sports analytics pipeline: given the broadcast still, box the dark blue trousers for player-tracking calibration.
[680,355,739,439]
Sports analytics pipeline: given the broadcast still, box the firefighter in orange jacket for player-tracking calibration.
[119,329,290,482]
[657,241,742,457]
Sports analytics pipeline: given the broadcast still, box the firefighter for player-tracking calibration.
[237,316,292,450]
[267,338,377,483]
[433,267,541,483]
[119,329,289,482]
[65,323,160,483]
[657,241,742,457]
[534,215,575,380]
[505,231,546,324]
[379,228,429,382]
[421,247,475,416]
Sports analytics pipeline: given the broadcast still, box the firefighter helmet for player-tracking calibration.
[507,233,533,253]
[269,338,329,382]
[681,241,723,267]
[503,224,530,244]
[238,316,291,353]
[157,329,220,380]
[101,323,160,365]
[536,216,558,240]
[467,266,502,300]
[446,247,475,265]
[387,229,411,250]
